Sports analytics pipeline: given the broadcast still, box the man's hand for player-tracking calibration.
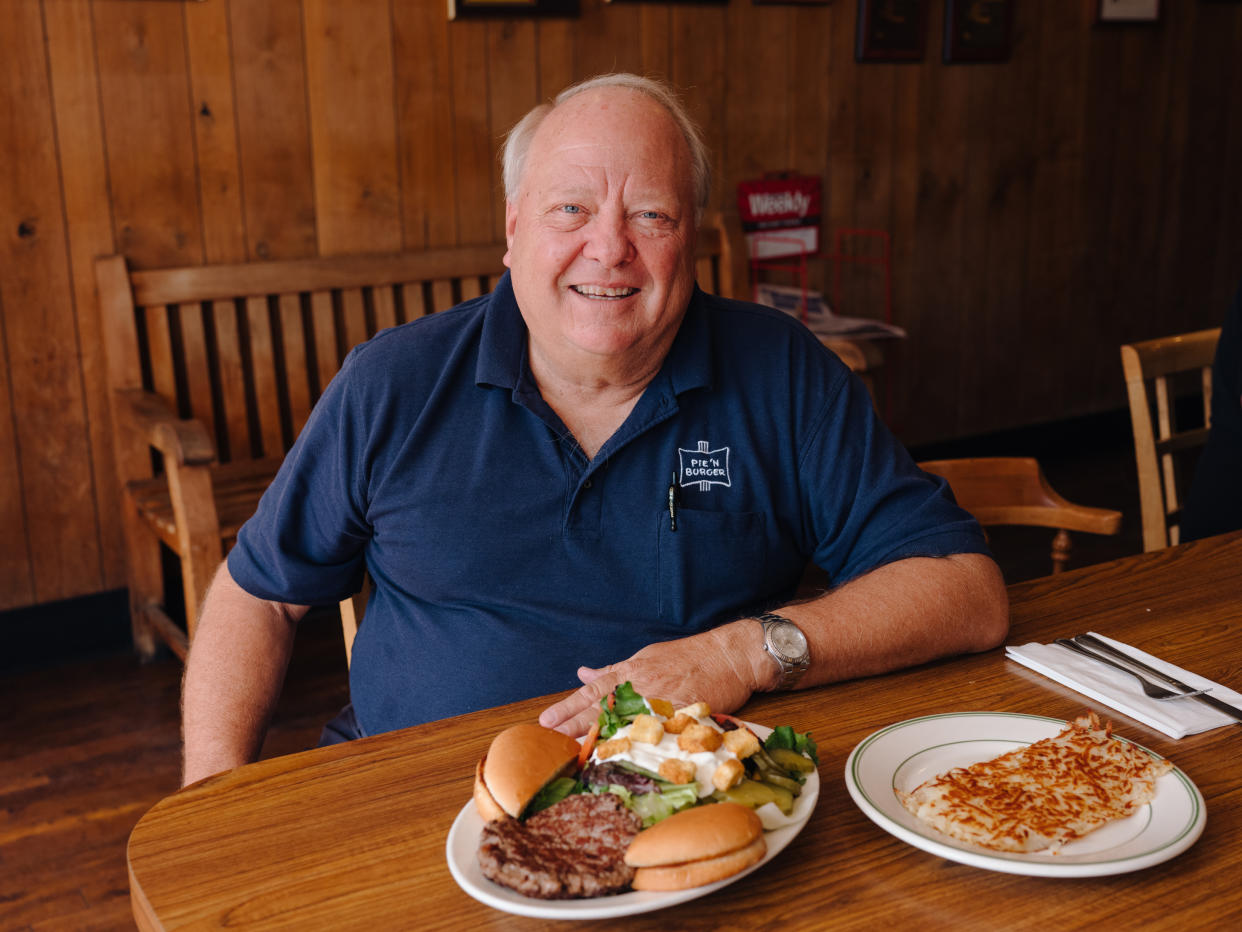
[538,621,772,737]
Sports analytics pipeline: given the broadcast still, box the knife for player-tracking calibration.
[1075,634,1242,723]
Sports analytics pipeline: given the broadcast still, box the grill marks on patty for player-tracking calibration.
[478,793,643,899]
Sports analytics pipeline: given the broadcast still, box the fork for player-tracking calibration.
[1053,638,1211,701]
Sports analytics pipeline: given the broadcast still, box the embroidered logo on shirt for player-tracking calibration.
[678,441,732,491]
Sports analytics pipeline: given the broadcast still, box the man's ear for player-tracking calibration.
[503,201,517,269]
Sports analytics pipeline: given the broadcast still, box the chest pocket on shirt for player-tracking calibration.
[657,509,767,625]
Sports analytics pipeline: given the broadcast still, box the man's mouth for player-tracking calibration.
[571,285,639,299]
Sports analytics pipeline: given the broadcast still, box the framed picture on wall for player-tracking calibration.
[943,0,1012,62]
[855,0,927,62]
[448,0,578,20]
[1094,0,1161,23]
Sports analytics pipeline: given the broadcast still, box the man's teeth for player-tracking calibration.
[572,285,637,298]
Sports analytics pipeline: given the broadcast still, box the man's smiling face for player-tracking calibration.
[503,86,698,377]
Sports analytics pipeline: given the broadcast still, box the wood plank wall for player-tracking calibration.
[1,0,1240,613]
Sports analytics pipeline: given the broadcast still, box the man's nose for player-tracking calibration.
[582,214,635,269]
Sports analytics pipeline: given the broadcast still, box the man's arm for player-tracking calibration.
[181,562,310,786]
[538,552,1008,736]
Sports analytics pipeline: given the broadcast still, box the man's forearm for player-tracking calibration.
[181,562,305,786]
[775,552,1009,688]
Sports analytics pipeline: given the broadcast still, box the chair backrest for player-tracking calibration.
[918,456,1122,574]
[1120,328,1221,551]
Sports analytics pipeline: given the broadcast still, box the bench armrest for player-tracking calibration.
[114,388,216,467]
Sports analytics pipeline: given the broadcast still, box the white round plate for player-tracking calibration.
[844,711,1205,877]
[445,721,819,919]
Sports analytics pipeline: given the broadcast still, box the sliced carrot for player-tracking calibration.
[578,720,601,769]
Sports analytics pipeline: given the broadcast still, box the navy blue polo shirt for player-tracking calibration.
[229,272,988,734]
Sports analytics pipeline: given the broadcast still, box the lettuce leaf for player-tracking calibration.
[764,725,820,766]
[604,783,701,827]
[597,681,648,738]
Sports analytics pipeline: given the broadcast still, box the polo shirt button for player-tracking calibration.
[583,478,593,489]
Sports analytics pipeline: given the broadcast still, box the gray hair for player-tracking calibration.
[501,73,712,216]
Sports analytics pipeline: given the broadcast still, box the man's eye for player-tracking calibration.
[639,210,664,220]
[560,204,582,214]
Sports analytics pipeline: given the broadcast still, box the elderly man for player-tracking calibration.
[181,74,1007,785]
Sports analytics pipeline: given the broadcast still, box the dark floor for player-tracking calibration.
[0,409,1146,930]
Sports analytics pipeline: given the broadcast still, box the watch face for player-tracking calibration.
[770,622,808,661]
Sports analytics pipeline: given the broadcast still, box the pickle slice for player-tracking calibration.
[712,778,795,815]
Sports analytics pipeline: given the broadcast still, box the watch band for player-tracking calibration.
[755,612,810,691]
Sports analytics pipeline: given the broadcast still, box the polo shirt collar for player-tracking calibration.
[475,271,714,398]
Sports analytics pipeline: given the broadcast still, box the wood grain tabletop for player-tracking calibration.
[127,531,1242,931]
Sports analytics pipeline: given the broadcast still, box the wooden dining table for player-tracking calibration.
[127,531,1242,930]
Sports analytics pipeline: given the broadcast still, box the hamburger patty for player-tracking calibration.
[478,793,643,899]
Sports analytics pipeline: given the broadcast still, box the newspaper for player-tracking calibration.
[754,283,906,340]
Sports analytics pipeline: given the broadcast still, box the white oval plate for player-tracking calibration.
[445,722,819,919]
[844,711,1205,877]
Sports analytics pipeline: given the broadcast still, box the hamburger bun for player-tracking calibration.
[625,802,766,891]
[473,723,580,821]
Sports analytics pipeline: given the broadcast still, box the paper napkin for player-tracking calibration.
[1005,631,1242,739]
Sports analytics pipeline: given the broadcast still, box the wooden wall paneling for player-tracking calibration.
[841,20,894,333]
[93,1,204,269]
[0,297,34,608]
[1216,13,1242,305]
[790,5,835,293]
[902,59,971,444]
[638,7,672,81]
[302,0,402,256]
[823,3,858,302]
[1022,1,1090,427]
[487,22,540,243]
[1147,1,1194,343]
[1089,26,1171,409]
[393,0,458,249]
[960,12,1040,438]
[723,1,791,303]
[1076,23,1123,420]
[43,0,125,590]
[229,0,318,261]
[952,71,1001,437]
[536,20,576,101]
[0,0,102,604]
[1173,8,1236,338]
[184,0,247,264]
[668,8,730,286]
[575,1,644,82]
[886,63,924,441]
[449,21,497,244]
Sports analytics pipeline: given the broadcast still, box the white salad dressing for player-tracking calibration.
[598,711,737,799]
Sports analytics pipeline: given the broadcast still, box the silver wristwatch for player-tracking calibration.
[755,612,810,691]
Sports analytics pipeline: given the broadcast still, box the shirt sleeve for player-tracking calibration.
[800,365,992,585]
[227,347,372,605]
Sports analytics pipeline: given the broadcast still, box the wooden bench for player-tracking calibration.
[97,221,734,660]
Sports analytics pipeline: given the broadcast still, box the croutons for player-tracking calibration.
[595,736,632,759]
[675,701,711,720]
[722,727,761,759]
[629,713,665,746]
[658,759,697,785]
[647,697,675,718]
[663,713,696,735]
[677,723,723,754]
[712,758,745,791]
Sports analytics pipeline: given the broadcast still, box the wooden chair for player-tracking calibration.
[918,457,1122,574]
[1120,328,1221,551]
[98,218,735,663]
